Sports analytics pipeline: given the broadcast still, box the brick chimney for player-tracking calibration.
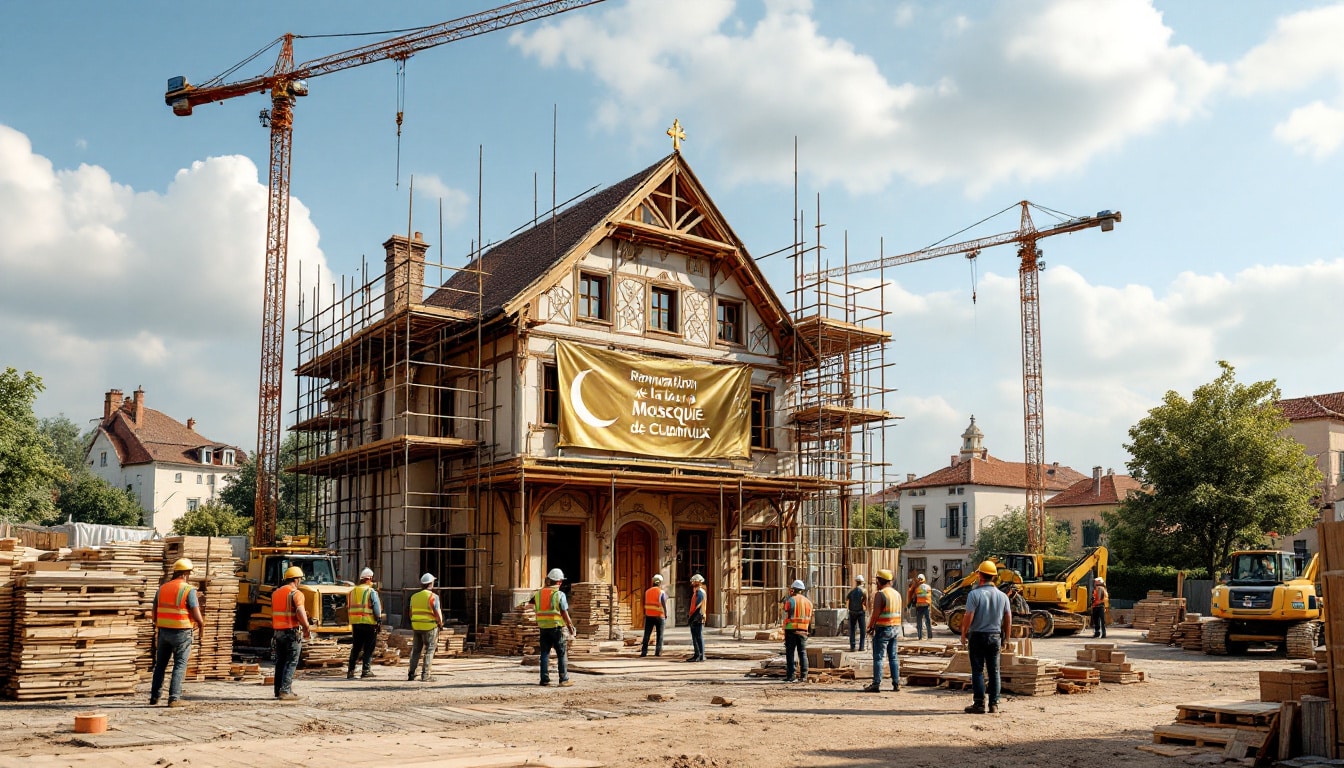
[132,387,145,424]
[383,232,429,314]
[104,389,124,419]
[906,473,916,482]
[187,417,196,431]
[1093,465,1103,495]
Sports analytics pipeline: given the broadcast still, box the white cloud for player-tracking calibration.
[412,173,472,228]
[1234,3,1344,157]
[0,123,328,450]
[74,138,87,151]
[513,0,1223,193]
[878,259,1344,481]
[892,4,915,29]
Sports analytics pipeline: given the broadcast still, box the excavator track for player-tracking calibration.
[1285,621,1320,659]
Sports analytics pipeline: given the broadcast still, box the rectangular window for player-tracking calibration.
[541,364,559,425]
[946,506,960,539]
[741,529,778,588]
[186,498,199,512]
[196,474,203,484]
[100,451,107,467]
[1082,519,1103,548]
[913,507,926,539]
[907,557,927,582]
[223,449,235,466]
[201,448,214,465]
[207,474,215,485]
[716,300,743,344]
[650,286,678,332]
[578,272,609,320]
[750,390,773,449]
[174,473,182,483]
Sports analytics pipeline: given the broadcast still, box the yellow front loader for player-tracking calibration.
[1206,551,1321,659]
[234,536,353,648]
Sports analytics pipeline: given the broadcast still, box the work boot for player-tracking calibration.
[558,680,574,687]
[148,697,160,706]
[278,692,302,702]
[346,669,356,680]
[861,683,881,693]
[540,680,551,687]
[989,704,999,713]
[408,674,416,682]
[782,677,796,684]
[361,668,374,679]
[964,704,986,715]
[420,675,431,682]
[167,699,188,708]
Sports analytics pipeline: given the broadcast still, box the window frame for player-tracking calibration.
[946,505,961,539]
[715,299,744,345]
[186,498,200,512]
[541,362,560,426]
[201,447,214,465]
[741,528,777,588]
[913,506,925,539]
[100,451,107,467]
[649,284,679,334]
[174,472,182,484]
[577,271,610,322]
[750,389,774,450]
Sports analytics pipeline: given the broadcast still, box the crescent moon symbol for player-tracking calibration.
[571,369,618,429]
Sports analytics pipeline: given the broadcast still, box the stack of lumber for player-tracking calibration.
[1057,665,1102,693]
[0,541,26,686]
[163,537,238,680]
[1132,590,1177,629]
[568,583,630,638]
[1141,598,1186,643]
[69,540,166,675]
[474,602,594,657]
[372,627,402,666]
[1317,518,1344,758]
[1144,700,1280,760]
[997,641,1058,696]
[439,624,468,656]
[4,566,140,700]
[1072,643,1146,683]
[1259,668,1329,702]
[1176,613,1207,651]
[300,638,347,668]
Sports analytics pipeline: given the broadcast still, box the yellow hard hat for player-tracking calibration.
[977,560,998,576]
[875,569,893,581]
[171,558,193,573]
[284,566,304,580]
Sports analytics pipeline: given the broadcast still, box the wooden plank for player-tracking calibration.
[1153,724,1265,748]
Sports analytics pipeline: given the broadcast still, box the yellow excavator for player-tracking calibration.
[1205,550,1321,659]
[234,536,354,647]
[940,547,1107,638]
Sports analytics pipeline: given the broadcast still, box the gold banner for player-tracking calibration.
[556,341,752,459]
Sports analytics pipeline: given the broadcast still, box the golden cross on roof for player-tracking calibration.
[667,118,686,152]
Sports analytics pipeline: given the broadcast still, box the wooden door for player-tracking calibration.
[616,524,653,629]
[675,529,710,626]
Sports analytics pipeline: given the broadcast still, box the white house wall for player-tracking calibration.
[85,431,231,533]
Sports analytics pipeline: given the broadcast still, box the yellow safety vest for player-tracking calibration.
[349,584,377,625]
[410,589,439,631]
[915,583,932,606]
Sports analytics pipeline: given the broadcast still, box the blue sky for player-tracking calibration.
[2,0,1341,486]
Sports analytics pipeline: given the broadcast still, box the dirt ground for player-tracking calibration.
[0,626,1291,768]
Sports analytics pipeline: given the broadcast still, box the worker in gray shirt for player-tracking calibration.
[846,574,867,652]
[959,560,1012,715]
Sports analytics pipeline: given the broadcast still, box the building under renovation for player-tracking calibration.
[290,151,898,631]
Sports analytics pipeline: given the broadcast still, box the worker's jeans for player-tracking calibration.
[1091,606,1107,638]
[848,610,866,651]
[409,628,438,680]
[872,625,899,688]
[538,626,568,684]
[969,631,1002,708]
[150,628,193,702]
[273,629,302,697]
[640,617,664,656]
[347,623,378,674]
[914,605,933,640]
[784,629,808,681]
[689,618,705,660]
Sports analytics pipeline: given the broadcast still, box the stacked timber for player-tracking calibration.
[1132,591,1176,629]
[4,566,139,700]
[299,638,347,668]
[999,655,1061,695]
[439,624,467,656]
[0,543,29,686]
[1072,643,1146,683]
[1057,665,1102,694]
[1176,614,1207,651]
[474,602,593,656]
[568,583,631,638]
[1141,598,1186,643]
[162,537,238,680]
[69,540,166,675]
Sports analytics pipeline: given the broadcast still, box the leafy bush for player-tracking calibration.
[1103,564,1210,601]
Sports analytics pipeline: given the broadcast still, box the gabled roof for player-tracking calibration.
[92,401,243,468]
[897,453,1087,492]
[1276,392,1344,422]
[1045,473,1146,508]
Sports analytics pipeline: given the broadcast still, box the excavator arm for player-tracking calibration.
[1056,546,1107,589]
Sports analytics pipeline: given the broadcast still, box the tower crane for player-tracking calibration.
[809,202,1122,553]
[164,0,606,549]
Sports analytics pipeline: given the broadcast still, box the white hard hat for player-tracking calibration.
[652,574,663,584]
[1094,577,1104,584]
[917,573,926,582]
[547,568,565,582]
[360,567,374,579]
[791,579,806,591]
[421,573,435,585]
[855,574,865,582]
[690,574,705,583]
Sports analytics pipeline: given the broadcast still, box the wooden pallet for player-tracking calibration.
[904,673,942,687]
[1176,700,1281,728]
[1152,723,1266,748]
[939,672,973,690]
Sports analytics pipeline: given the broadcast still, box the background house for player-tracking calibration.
[1275,391,1344,559]
[1044,466,1144,555]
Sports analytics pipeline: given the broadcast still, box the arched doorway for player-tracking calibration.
[615,523,655,629]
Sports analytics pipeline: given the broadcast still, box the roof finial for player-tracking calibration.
[666,118,685,153]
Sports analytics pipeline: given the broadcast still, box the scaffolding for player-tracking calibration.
[290,232,496,627]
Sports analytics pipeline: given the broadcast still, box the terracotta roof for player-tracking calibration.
[1045,473,1146,507]
[1276,392,1344,422]
[93,398,243,468]
[424,156,671,318]
[897,453,1087,492]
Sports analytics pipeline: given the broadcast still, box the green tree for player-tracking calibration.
[1109,361,1321,575]
[54,473,143,526]
[219,433,314,537]
[39,415,91,475]
[851,503,910,549]
[971,506,1071,564]
[0,368,65,522]
[171,500,252,537]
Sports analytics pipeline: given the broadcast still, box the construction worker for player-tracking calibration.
[782,579,813,683]
[960,560,1011,714]
[912,574,933,640]
[346,567,382,679]
[1091,577,1109,638]
[533,568,577,687]
[846,574,867,652]
[640,574,668,657]
[149,558,205,707]
[863,569,900,692]
[408,573,444,682]
[687,574,707,662]
[272,565,313,701]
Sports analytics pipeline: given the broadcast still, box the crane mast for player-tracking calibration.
[810,202,1121,553]
[164,0,606,548]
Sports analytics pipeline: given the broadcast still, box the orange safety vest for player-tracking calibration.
[272,583,300,630]
[1092,586,1108,608]
[875,587,900,626]
[689,587,706,620]
[535,587,563,628]
[644,586,665,617]
[155,579,194,630]
[915,583,932,606]
[349,584,377,625]
[783,594,813,631]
